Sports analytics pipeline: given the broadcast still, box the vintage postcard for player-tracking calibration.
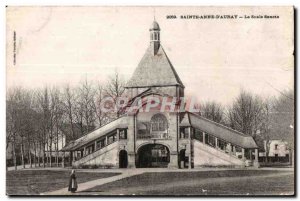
[6,6,294,196]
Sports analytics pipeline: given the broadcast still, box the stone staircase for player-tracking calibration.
[73,141,119,168]
[193,139,245,167]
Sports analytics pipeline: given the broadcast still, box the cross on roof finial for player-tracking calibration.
[153,8,156,21]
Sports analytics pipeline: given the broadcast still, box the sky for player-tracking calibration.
[6,6,294,105]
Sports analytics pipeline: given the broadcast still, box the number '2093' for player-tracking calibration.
[166,15,177,19]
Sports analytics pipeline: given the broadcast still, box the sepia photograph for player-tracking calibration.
[5,6,294,196]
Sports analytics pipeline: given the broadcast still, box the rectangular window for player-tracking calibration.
[85,144,95,155]
[275,144,278,150]
[96,138,106,150]
[194,129,203,142]
[108,136,113,144]
[96,141,100,150]
[119,129,127,140]
[77,151,81,158]
[205,134,215,147]
[107,132,117,144]
[218,139,226,151]
[180,127,189,139]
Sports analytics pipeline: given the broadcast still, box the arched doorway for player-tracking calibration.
[137,144,170,168]
[119,150,128,168]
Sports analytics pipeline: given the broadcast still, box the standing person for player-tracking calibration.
[68,169,78,193]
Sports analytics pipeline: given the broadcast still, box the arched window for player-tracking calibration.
[151,114,168,132]
[154,33,157,40]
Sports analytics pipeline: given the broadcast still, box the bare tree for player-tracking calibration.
[6,73,129,170]
[6,88,19,170]
[31,92,44,167]
[105,70,126,118]
[92,82,109,127]
[36,87,51,168]
[31,106,43,168]
[7,87,35,169]
[199,101,224,123]
[25,102,36,169]
[62,84,76,140]
[21,89,32,169]
[76,78,96,133]
[270,89,294,148]
[226,90,264,136]
[73,99,85,136]
[50,88,64,167]
[257,100,272,162]
[47,87,61,167]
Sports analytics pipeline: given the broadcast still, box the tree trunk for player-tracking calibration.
[20,138,25,169]
[13,138,17,170]
[49,137,52,168]
[38,142,41,167]
[56,127,59,167]
[28,149,32,168]
[34,142,37,168]
[62,134,65,168]
[46,140,49,166]
[42,142,46,168]
[68,107,75,139]
[28,142,32,168]
[265,140,270,163]
[62,151,65,168]
[56,143,59,167]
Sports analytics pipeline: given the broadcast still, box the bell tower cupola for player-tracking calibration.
[149,20,160,55]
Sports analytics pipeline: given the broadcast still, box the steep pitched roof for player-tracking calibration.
[180,113,191,127]
[187,112,258,149]
[61,116,129,151]
[126,45,184,88]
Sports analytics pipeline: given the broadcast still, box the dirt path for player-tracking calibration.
[43,169,145,195]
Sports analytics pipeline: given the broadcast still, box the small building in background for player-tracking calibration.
[259,140,291,164]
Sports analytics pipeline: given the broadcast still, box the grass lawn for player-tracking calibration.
[86,170,294,196]
[6,169,120,195]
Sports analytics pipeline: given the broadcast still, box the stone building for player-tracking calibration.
[259,140,291,163]
[61,20,259,168]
